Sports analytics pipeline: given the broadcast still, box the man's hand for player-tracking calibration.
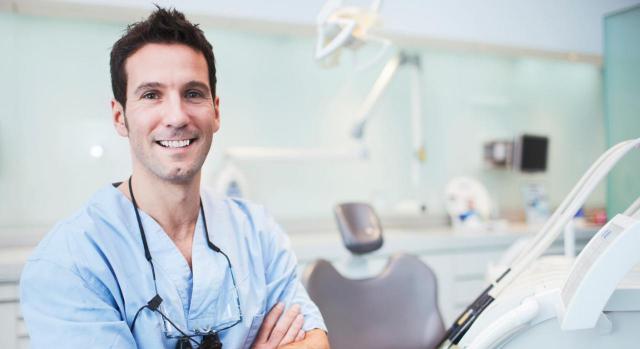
[251,303,305,349]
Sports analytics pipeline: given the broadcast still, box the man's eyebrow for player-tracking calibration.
[184,81,210,92]
[133,82,164,95]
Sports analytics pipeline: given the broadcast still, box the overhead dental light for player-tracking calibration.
[315,0,427,211]
[218,0,426,213]
[315,0,390,70]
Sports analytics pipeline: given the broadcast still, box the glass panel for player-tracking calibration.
[604,5,640,216]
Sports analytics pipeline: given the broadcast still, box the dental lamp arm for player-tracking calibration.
[351,54,401,139]
[409,54,426,190]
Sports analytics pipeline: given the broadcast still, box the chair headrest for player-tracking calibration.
[334,202,383,254]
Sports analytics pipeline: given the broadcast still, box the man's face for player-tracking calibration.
[111,43,219,183]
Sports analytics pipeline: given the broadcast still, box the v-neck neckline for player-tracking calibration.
[109,184,227,319]
[110,183,197,271]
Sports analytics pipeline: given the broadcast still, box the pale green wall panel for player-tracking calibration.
[0,12,607,227]
[604,5,640,216]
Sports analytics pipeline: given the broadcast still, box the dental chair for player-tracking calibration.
[304,203,445,349]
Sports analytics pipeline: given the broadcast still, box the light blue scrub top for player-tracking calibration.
[20,184,326,348]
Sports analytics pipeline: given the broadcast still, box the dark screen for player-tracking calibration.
[520,135,548,172]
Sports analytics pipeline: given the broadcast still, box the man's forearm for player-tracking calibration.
[281,329,329,349]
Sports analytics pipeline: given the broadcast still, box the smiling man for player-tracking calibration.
[19,7,328,349]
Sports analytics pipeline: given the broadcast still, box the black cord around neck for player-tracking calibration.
[128,176,223,256]
[126,175,235,344]
[128,176,157,284]
[129,178,151,261]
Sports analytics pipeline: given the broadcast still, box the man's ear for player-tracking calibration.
[212,96,221,133]
[111,99,128,137]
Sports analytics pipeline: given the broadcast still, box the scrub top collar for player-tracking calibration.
[109,184,238,336]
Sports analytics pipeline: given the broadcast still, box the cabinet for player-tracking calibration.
[0,282,19,348]
[0,247,33,349]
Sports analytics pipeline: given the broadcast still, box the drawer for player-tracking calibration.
[16,316,28,338]
[18,337,29,349]
[0,283,18,303]
[0,302,18,348]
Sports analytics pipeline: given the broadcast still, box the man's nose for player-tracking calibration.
[163,93,189,128]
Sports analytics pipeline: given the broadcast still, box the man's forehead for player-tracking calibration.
[124,43,209,89]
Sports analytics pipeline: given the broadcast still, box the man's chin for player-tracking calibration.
[152,166,200,184]
[136,156,204,184]
[164,171,198,184]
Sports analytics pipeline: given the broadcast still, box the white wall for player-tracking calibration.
[5,0,640,55]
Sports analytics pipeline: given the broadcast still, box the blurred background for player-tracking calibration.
[2,0,637,236]
[1,1,640,345]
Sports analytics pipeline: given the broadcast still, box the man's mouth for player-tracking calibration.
[156,139,196,148]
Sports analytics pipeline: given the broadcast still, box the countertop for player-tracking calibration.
[0,223,601,283]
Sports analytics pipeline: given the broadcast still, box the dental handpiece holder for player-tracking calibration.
[439,138,640,349]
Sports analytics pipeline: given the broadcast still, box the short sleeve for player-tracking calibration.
[259,211,327,333]
[20,258,137,348]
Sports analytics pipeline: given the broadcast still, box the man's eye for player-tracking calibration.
[186,90,204,99]
[142,92,158,99]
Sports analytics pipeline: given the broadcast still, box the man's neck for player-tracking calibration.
[119,167,201,244]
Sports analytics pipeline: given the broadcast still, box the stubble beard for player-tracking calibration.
[130,137,211,185]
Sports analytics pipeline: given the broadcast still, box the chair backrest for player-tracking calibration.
[304,254,445,349]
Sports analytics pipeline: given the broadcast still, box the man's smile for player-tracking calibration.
[155,138,197,148]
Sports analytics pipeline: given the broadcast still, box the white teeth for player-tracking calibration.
[159,139,191,148]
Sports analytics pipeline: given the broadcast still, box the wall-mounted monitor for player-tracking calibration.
[484,134,549,172]
[514,134,549,172]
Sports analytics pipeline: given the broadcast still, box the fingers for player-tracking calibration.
[267,304,300,346]
[255,302,284,344]
[294,329,305,342]
[278,313,304,346]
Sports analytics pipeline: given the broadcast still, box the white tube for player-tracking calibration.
[491,139,640,296]
[466,297,540,349]
[315,18,356,60]
[510,140,631,266]
[505,140,633,264]
[564,220,576,259]
[494,140,637,294]
[516,140,636,257]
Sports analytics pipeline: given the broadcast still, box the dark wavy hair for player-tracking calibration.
[110,6,216,108]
